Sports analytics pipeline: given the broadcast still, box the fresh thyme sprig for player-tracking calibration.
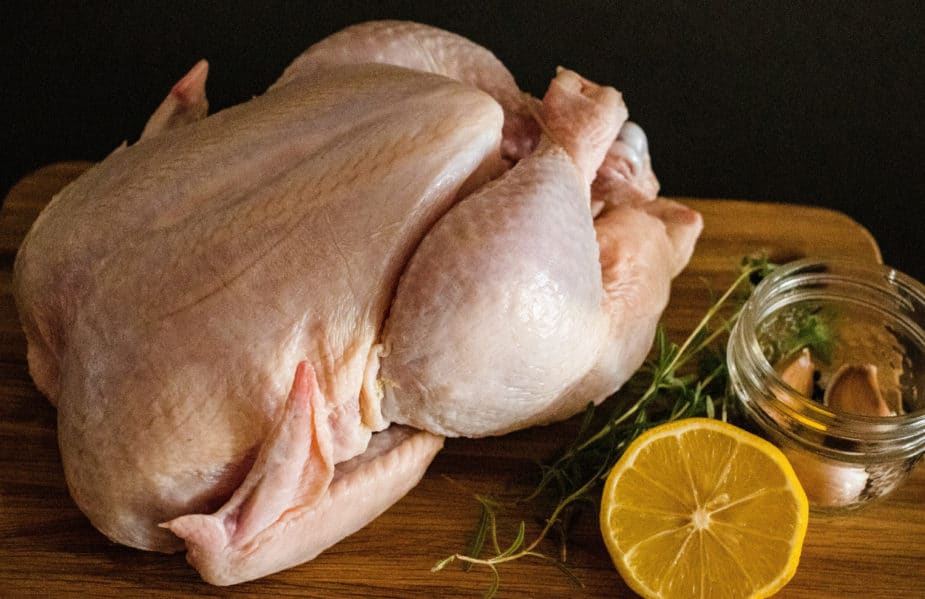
[432,256,774,597]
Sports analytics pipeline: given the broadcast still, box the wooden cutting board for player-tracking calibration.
[1,163,922,598]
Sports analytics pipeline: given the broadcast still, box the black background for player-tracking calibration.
[3,2,923,280]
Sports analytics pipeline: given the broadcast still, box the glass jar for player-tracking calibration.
[727,257,925,513]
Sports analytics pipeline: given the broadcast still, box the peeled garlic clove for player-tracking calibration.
[823,364,893,417]
[784,447,869,508]
[776,347,816,398]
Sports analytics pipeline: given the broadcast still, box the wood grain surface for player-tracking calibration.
[0,163,921,598]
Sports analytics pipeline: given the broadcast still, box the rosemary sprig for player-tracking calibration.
[432,256,774,597]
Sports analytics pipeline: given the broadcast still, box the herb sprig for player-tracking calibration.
[432,257,774,597]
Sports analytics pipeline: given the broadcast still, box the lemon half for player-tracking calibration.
[600,418,809,599]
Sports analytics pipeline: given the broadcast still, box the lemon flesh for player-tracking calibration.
[600,418,809,599]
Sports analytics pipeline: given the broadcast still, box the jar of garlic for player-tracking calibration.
[727,257,925,513]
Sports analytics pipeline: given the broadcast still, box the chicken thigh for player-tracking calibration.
[13,21,701,585]
[381,71,652,437]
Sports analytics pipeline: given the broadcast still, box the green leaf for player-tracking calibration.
[464,500,492,570]
[782,305,837,364]
[497,521,526,558]
[574,402,597,444]
[551,557,584,589]
[484,564,500,599]
[705,395,715,419]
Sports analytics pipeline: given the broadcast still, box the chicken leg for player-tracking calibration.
[379,69,701,437]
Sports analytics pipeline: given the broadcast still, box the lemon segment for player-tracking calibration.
[600,418,809,599]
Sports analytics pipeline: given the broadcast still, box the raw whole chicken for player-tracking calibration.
[13,21,702,585]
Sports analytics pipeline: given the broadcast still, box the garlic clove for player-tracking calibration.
[783,447,868,508]
[823,364,893,417]
[776,347,816,398]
